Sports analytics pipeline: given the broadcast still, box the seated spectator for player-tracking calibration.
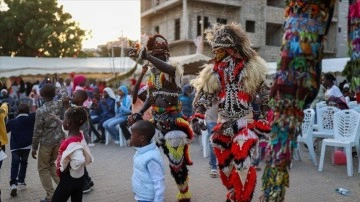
[342,83,355,102]
[90,87,115,143]
[322,73,349,110]
[103,85,131,144]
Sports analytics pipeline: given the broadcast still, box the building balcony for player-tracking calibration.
[141,0,182,18]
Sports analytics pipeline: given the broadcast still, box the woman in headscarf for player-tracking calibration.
[103,85,131,144]
[90,87,115,143]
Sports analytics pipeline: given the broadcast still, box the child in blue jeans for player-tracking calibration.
[131,120,165,202]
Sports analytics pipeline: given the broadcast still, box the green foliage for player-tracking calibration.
[0,0,88,57]
[343,60,360,91]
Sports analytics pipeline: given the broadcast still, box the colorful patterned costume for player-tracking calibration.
[192,23,270,202]
[343,0,360,93]
[261,1,335,201]
[148,64,193,201]
[136,35,193,201]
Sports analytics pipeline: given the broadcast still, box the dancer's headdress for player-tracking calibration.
[206,23,256,59]
[146,34,170,59]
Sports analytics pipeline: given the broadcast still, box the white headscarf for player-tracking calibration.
[103,87,116,99]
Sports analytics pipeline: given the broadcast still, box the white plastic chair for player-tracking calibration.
[297,109,317,166]
[352,106,360,114]
[314,101,327,130]
[312,106,340,139]
[347,101,358,109]
[318,110,360,177]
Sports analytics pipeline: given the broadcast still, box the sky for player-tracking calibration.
[58,0,141,49]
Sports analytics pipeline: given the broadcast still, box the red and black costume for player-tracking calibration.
[192,23,270,202]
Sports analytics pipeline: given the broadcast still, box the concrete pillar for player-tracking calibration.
[182,0,189,40]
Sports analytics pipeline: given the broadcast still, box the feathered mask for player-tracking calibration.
[146,34,170,59]
[206,23,256,59]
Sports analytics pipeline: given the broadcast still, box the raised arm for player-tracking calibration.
[132,64,148,104]
[140,48,175,76]
[138,97,151,116]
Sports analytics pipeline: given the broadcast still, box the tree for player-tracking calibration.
[0,0,88,57]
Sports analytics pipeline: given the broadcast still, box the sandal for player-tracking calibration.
[210,169,218,178]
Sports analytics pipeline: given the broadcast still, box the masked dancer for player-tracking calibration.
[192,23,271,202]
[134,34,193,202]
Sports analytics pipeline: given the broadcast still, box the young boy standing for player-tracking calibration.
[6,104,35,197]
[131,120,165,202]
[32,83,68,202]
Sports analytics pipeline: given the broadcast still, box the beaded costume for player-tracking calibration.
[261,1,335,201]
[192,23,271,202]
[343,0,360,92]
[138,35,193,201]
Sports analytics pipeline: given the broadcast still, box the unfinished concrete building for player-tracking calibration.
[141,0,347,62]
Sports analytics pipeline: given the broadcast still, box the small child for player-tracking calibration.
[52,107,93,202]
[131,120,165,202]
[71,90,94,193]
[6,104,35,197]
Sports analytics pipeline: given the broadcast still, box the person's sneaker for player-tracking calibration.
[114,141,120,144]
[89,180,94,187]
[88,143,95,147]
[10,184,17,197]
[17,182,27,190]
[94,139,101,143]
[210,169,218,178]
[82,182,92,194]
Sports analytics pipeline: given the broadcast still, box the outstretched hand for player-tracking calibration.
[125,47,139,58]
[139,47,148,60]
[141,63,149,74]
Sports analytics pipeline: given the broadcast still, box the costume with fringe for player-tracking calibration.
[192,23,270,202]
[262,1,335,201]
[343,0,360,92]
[148,61,193,201]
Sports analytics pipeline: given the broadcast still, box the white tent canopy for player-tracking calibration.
[170,53,211,66]
[0,56,350,78]
[0,56,141,78]
[0,54,212,78]
[266,57,350,75]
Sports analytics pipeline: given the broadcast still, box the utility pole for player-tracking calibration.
[200,11,204,54]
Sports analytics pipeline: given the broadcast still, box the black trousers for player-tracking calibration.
[84,167,92,185]
[52,171,84,202]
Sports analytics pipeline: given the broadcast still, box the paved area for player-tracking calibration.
[0,140,359,202]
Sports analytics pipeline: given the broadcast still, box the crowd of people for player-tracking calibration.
[0,23,358,202]
[0,66,197,202]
